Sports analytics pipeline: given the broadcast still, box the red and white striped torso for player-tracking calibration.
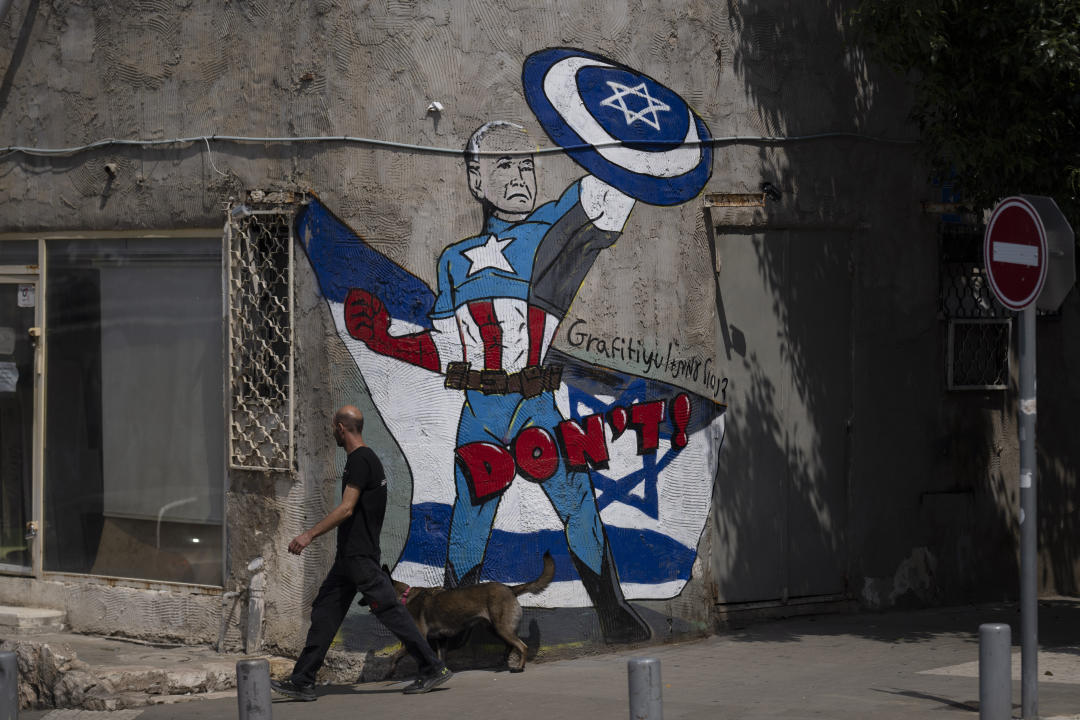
[445,298,560,372]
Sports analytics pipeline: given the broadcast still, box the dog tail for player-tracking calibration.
[511,551,555,597]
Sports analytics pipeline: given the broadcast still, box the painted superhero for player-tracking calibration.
[344,121,650,643]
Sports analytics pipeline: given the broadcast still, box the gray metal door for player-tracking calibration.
[711,229,851,603]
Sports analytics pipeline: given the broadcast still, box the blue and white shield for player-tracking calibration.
[523,47,712,206]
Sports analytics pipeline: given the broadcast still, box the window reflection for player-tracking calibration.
[44,238,223,585]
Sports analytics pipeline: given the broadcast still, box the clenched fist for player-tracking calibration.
[342,287,441,371]
[345,288,390,345]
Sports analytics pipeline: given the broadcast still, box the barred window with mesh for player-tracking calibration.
[939,222,1010,391]
[225,202,295,471]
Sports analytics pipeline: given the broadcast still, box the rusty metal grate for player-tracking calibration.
[225,201,295,471]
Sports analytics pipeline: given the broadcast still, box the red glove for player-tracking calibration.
[344,288,440,372]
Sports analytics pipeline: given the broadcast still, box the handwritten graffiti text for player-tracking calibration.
[566,320,727,400]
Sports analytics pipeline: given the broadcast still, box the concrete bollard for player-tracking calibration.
[628,657,662,720]
[979,623,1012,720]
[1,650,17,720]
[236,658,272,720]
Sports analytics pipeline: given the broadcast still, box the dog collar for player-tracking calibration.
[400,586,410,605]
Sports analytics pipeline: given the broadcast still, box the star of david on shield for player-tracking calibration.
[600,81,671,131]
[523,47,713,206]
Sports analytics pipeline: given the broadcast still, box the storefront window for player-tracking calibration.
[44,238,223,585]
[0,241,38,266]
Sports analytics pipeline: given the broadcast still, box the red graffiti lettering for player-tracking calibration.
[630,400,665,454]
[455,396,692,499]
[557,413,610,471]
[512,427,558,482]
[607,405,629,439]
[456,442,515,502]
[670,393,691,449]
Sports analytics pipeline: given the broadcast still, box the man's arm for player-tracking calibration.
[529,176,636,318]
[579,175,636,232]
[344,250,462,372]
[287,484,361,555]
[344,290,442,371]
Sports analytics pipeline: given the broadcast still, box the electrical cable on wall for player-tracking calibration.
[0,130,917,160]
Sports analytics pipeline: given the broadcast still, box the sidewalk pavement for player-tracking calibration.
[20,598,1080,720]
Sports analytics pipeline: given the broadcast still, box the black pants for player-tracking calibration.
[290,554,442,685]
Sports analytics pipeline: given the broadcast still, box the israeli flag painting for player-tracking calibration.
[296,194,725,608]
[294,47,723,614]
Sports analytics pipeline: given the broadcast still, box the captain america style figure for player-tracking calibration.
[299,48,717,644]
[344,120,651,643]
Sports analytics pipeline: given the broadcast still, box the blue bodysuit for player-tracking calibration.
[430,179,622,584]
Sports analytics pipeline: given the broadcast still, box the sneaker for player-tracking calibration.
[270,678,317,702]
[402,666,453,694]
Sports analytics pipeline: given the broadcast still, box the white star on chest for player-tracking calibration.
[463,234,515,276]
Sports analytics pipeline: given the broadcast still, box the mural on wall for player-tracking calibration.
[297,48,725,643]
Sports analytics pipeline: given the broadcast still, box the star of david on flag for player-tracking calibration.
[563,376,677,518]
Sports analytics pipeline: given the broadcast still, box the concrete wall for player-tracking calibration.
[0,0,1072,665]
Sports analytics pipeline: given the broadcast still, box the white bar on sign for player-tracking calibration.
[993,241,1040,267]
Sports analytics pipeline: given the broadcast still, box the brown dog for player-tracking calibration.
[388,551,555,674]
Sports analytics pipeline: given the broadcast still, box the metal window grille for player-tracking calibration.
[938,222,1010,391]
[939,223,1008,320]
[225,198,295,471]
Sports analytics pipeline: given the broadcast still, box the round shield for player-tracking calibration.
[523,47,712,206]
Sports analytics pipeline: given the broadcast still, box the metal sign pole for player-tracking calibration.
[1018,304,1038,719]
[985,195,1072,719]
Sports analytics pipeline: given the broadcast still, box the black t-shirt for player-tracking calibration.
[336,446,387,559]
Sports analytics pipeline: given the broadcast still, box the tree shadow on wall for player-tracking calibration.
[710,227,852,605]
[709,0,1022,617]
[1035,306,1080,598]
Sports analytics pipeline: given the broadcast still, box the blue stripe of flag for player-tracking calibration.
[295,195,436,329]
[397,502,694,585]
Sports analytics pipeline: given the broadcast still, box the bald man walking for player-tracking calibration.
[271,406,452,700]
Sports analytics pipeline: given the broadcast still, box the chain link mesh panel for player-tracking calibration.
[939,222,1009,319]
[947,319,1010,390]
[226,204,294,471]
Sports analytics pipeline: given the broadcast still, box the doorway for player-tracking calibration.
[711,229,852,603]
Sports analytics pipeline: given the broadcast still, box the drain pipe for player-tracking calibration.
[245,557,266,654]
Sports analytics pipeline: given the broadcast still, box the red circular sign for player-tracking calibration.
[984,197,1048,311]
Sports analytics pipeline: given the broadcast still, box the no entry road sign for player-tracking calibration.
[983,194,1075,720]
[984,197,1048,311]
